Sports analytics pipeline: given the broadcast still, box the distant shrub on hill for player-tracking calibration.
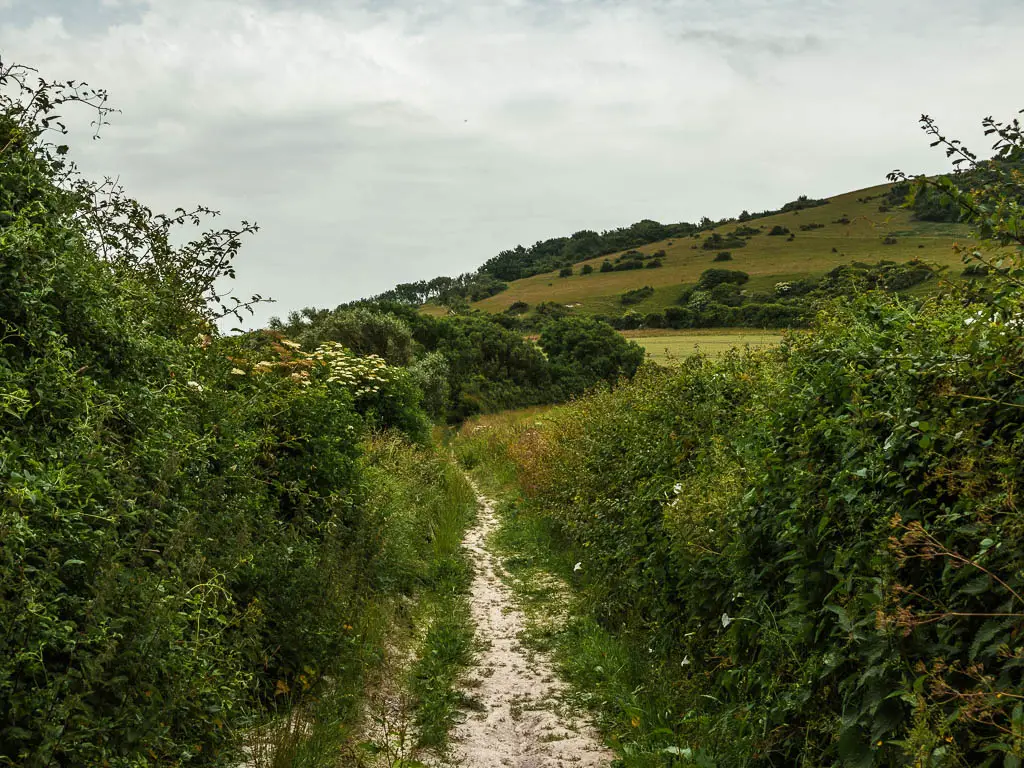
[768,225,791,236]
[713,251,733,261]
[581,263,594,275]
[702,232,747,250]
[697,268,750,288]
[558,266,573,277]
[732,225,762,237]
[621,285,655,305]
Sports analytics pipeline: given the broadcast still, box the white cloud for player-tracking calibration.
[3,0,1024,325]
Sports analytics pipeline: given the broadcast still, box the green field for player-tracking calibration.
[472,183,973,317]
[624,328,786,362]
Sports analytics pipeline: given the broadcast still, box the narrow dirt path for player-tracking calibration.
[447,488,613,768]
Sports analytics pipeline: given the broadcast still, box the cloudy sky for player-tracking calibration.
[3,0,1023,327]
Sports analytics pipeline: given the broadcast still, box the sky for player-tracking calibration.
[3,0,1023,327]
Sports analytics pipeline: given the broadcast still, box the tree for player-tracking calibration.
[539,316,645,395]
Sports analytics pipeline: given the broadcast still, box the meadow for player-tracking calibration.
[622,328,786,362]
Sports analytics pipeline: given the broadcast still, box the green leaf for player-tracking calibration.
[838,728,873,768]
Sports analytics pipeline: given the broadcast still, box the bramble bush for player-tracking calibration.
[475,111,1024,766]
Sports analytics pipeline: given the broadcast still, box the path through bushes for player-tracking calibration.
[448,486,612,768]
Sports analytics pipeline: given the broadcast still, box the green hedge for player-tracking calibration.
[0,68,431,766]
[510,294,1024,765]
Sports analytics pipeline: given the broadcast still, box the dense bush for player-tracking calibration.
[702,232,747,251]
[499,292,1024,765]
[473,111,1024,766]
[538,316,644,395]
[713,251,733,261]
[767,225,791,236]
[621,285,655,305]
[0,64,435,766]
[558,266,573,277]
[432,314,554,420]
[696,268,750,289]
[274,306,416,364]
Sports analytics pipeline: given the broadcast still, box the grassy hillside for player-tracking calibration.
[472,183,972,317]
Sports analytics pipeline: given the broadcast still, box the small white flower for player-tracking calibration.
[230,368,246,376]
[573,562,582,573]
[186,380,204,392]
[673,482,684,495]
[721,612,732,628]
[681,656,691,667]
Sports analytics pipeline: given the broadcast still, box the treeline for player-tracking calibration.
[477,219,697,281]
[457,113,1024,766]
[734,192,829,222]
[270,303,644,422]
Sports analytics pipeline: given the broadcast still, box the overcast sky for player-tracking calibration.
[3,0,1023,327]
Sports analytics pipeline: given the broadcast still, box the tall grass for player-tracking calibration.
[246,434,477,767]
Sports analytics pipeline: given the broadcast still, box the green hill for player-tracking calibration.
[470,182,972,318]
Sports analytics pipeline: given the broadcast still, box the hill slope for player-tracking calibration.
[471,182,971,317]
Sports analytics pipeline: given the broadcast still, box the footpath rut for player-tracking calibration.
[447,487,612,768]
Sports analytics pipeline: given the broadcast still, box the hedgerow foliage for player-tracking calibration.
[493,113,1024,766]
[0,61,429,766]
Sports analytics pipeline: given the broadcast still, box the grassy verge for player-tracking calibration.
[246,434,477,767]
[405,442,477,753]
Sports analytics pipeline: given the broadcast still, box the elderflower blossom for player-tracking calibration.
[309,342,397,398]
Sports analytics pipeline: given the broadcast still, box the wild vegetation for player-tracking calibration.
[0,58,651,765]
[0,60,488,767]
[454,112,1024,766]
[271,300,644,422]
[6,46,1024,768]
